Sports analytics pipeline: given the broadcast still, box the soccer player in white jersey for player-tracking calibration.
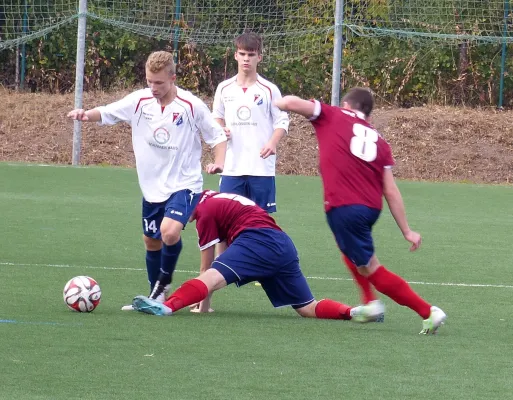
[67,51,227,310]
[212,32,289,213]
[204,33,290,294]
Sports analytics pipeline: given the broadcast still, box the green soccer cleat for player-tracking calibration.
[132,295,173,316]
[419,306,447,335]
[350,300,385,323]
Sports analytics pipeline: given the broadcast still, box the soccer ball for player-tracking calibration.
[63,276,102,312]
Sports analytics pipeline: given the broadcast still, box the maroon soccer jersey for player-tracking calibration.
[194,191,282,250]
[310,101,395,211]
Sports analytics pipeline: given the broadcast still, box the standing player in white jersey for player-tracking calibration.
[67,51,227,310]
[212,32,289,213]
[206,32,289,294]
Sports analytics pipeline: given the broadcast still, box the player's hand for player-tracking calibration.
[223,127,231,140]
[190,305,215,313]
[189,301,214,313]
[260,141,277,159]
[205,163,223,174]
[67,109,89,121]
[404,230,422,251]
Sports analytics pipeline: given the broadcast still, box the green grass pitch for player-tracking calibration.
[1,162,512,399]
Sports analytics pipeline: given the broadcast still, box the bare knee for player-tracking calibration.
[161,230,181,246]
[294,301,317,318]
[356,255,381,277]
[143,235,162,251]
[160,218,183,246]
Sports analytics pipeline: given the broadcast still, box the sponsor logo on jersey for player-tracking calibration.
[150,127,178,150]
[254,94,263,106]
[236,106,251,121]
[142,111,154,120]
[173,112,183,126]
[153,127,171,145]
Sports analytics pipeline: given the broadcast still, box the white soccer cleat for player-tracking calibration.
[121,304,135,311]
[419,306,447,335]
[350,300,385,323]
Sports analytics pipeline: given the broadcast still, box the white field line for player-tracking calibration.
[1,261,512,289]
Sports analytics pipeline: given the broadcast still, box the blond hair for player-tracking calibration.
[145,51,176,75]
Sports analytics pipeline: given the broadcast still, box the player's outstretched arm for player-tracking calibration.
[67,108,102,122]
[274,96,316,119]
[383,168,422,251]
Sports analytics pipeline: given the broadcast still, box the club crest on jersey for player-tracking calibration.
[237,106,251,121]
[172,112,184,126]
[153,127,171,145]
[253,94,263,106]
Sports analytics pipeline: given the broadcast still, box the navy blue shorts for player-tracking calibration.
[212,228,314,309]
[219,175,276,213]
[142,189,201,239]
[326,205,381,267]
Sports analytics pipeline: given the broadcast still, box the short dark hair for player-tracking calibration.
[234,32,263,54]
[341,87,374,117]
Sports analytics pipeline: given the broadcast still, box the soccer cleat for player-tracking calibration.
[121,284,170,311]
[419,306,447,335]
[350,300,386,323]
[132,295,173,316]
[149,282,171,301]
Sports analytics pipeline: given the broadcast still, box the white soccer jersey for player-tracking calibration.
[212,74,289,176]
[96,87,227,203]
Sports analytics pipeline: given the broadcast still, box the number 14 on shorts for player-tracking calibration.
[144,219,158,233]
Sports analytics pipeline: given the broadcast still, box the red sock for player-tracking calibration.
[367,266,431,319]
[315,299,352,320]
[163,279,209,312]
[343,254,377,304]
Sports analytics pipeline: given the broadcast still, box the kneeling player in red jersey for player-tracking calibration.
[132,190,360,321]
[275,88,446,334]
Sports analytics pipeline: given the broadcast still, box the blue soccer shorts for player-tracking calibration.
[326,204,381,267]
[212,228,315,309]
[141,189,201,239]
[219,175,276,213]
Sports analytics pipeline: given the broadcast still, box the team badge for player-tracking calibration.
[254,94,263,106]
[173,112,183,126]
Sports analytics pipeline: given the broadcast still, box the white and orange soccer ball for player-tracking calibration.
[63,276,102,312]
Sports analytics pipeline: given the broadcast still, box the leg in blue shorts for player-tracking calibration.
[326,205,381,267]
[140,189,200,298]
[220,175,276,213]
[132,228,355,321]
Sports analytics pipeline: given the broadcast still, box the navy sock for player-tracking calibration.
[158,238,183,286]
[145,249,162,291]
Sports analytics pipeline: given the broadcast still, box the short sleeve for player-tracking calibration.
[212,84,225,120]
[270,85,289,132]
[96,92,137,126]
[309,101,336,135]
[196,214,221,250]
[381,140,395,168]
[195,100,227,148]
